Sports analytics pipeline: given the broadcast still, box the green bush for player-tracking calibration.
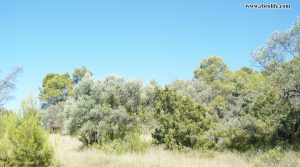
[76,106,138,146]
[152,87,210,149]
[0,97,55,167]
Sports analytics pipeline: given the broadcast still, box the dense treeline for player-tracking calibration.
[166,56,299,150]
[37,19,299,152]
[160,19,300,150]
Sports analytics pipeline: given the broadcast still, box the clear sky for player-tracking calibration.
[1,0,299,109]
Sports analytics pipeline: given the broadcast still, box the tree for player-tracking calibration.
[270,57,300,108]
[252,18,300,73]
[64,75,152,151]
[39,73,74,107]
[0,67,22,106]
[251,18,300,146]
[73,66,93,84]
[39,73,74,133]
[194,56,229,83]
[41,102,65,133]
[271,57,300,145]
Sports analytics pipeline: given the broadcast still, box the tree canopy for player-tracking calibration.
[39,73,74,107]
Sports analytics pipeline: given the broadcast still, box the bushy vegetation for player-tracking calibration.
[164,57,299,151]
[156,19,300,151]
[0,97,55,166]
[34,19,300,154]
[39,66,93,133]
[152,87,210,149]
[63,75,153,152]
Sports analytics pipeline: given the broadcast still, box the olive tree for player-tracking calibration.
[64,74,154,151]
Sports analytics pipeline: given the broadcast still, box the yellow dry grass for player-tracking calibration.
[49,134,300,167]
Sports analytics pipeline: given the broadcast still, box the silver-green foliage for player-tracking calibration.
[64,74,154,151]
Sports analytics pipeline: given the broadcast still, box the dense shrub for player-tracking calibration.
[0,97,55,166]
[64,75,154,151]
[166,55,299,151]
[152,87,210,149]
[273,57,300,146]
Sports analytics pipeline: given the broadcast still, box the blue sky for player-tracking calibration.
[1,0,299,109]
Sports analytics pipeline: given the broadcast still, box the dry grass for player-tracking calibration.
[49,134,300,167]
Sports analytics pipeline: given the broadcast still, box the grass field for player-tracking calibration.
[49,134,300,167]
